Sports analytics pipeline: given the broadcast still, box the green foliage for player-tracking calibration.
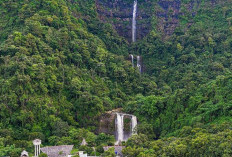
[79,145,94,155]
[125,75,232,137]
[39,153,48,157]
[0,0,232,157]
[95,133,115,146]
[126,134,149,148]
[0,139,22,157]
[123,124,232,157]
[101,147,116,157]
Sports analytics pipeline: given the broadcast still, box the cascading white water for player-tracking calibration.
[131,115,137,135]
[137,56,142,73]
[132,1,142,73]
[115,113,138,145]
[130,54,134,67]
[115,113,124,145]
[132,0,137,42]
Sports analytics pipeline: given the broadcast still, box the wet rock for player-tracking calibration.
[96,0,152,42]
[95,0,223,40]
[98,111,116,135]
[98,109,132,138]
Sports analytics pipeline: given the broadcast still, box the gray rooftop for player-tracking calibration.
[40,145,74,157]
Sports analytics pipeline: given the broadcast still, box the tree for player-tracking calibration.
[39,153,48,157]
[101,148,116,157]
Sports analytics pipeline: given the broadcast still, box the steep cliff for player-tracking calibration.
[96,0,228,40]
[98,110,134,140]
[96,0,153,42]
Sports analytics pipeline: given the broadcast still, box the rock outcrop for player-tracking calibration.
[96,0,225,40]
[98,109,134,140]
[96,0,152,42]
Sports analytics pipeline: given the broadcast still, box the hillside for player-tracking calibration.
[0,0,232,156]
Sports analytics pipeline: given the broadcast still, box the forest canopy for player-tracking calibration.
[0,0,232,156]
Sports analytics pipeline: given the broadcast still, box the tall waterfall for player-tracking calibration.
[130,54,134,67]
[115,113,138,145]
[131,115,137,135]
[132,0,137,42]
[115,113,124,145]
[137,56,142,73]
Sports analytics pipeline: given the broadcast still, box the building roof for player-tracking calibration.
[81,138,87,146]
[33,139,41,145]
[21,150,29,157]
[41,145,74,157]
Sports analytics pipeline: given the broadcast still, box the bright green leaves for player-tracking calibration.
[123,126,232,157]
[177,43,184,52]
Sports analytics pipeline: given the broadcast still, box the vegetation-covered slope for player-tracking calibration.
[0,0,154,156]
[0,0,232,156]
[122,0,232,156]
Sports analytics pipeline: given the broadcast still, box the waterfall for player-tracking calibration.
[115,113,138,145]
[115,113,124,145]
[131,115,137,135]
[137,56,142,73]
[132,0,137,42]
[132,1,141,73]
[130,54,134,67]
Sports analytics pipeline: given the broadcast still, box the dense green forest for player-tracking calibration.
[0,0,231,156]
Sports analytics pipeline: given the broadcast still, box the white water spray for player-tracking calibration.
[115,113,138,145]
[131,115,137,135]
[132,0,137,42]
[130,54,134,67]
[137,56,142,73]
[115,113,124,145]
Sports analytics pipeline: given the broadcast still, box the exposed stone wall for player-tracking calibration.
[96,0,227,40]
[98,110,133,138]
[98,112,116,135]
[96,0,152,42]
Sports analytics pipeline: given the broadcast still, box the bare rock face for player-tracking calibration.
[96,0,152,42]
[156,0,201,36]
[95,0,200,40]
[98,111,116,135]
[98,109,132,138]
[96,0,222,39]
[96,0,227,40]
[156,0,182,35]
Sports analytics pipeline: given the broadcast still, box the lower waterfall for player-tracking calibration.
[137,56,142,73]
[115,113,124,145]
[131,115,137,135]
[115,113,138,145]
[130,54,134,67]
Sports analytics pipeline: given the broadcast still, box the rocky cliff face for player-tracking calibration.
[95,0,200,40]
[98,111,116,135]
[96,0,152,42]
[156,0,202,35]
[96,0,225,41]
[98,110,132,138]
